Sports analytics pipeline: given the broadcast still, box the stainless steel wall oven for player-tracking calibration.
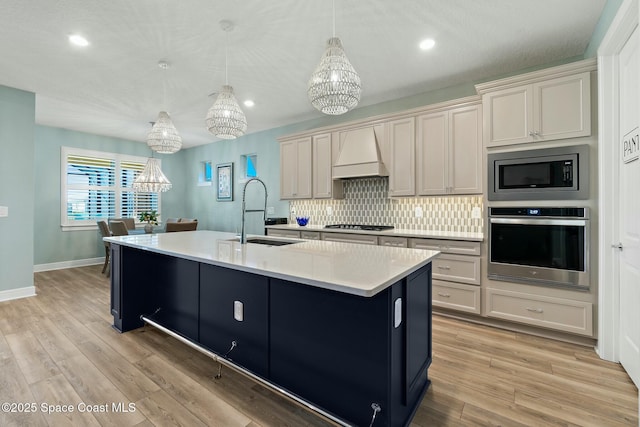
[488,207,589,290]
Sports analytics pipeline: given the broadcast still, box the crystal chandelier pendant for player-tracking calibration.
[307,37,361,115]
[132,158,172,193]
[206,84,247,139]
[147,111,182,154]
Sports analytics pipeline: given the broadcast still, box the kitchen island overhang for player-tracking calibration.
[105,230,439,427]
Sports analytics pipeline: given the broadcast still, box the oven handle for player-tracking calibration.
[489,218,588,226]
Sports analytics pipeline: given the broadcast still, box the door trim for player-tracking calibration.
[596,0,638,362]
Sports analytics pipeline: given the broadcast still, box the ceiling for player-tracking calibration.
[0,0,606,149]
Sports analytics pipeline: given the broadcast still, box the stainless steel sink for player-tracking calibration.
[228,236,300,246]
[246,237,298,246]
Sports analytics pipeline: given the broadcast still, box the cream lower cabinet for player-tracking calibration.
[267,229,321,240]
[321,233,378,245]
[266,229,301,238]
[486,288,593,336]
[481,71,591,147]
[300,230,321,240]
[433,280,480,314]
[378,236,408,248]
[409,238,481,313]
[280,137,312,199]
[416,103,482,195]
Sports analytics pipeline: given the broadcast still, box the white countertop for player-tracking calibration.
[265,224,484,242]
[104,230,439,297]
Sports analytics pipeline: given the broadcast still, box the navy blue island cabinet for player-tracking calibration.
[110,243,432,427]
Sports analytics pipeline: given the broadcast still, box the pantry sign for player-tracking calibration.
[622,127,639,163]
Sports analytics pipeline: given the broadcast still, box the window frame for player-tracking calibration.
[60,146,161,231]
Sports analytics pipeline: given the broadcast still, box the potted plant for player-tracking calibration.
[139,210,158,234]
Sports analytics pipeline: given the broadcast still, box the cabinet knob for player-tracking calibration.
[526,307,544,314]
[437,265,451,270]
[437,293,451,298]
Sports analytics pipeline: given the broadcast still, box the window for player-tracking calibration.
[61,147,160,230]
[242,154,258,178]
[198,161,213,186]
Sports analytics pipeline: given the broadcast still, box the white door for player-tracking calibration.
[618,26,640,388]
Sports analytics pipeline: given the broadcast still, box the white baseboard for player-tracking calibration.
[0,286,36,302]
[33,257,103,273]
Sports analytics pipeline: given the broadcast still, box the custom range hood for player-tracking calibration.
[332,126,388,179]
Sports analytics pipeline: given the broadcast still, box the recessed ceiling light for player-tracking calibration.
[244,100,255,107]
[419,38,435,51]
[69,34,89,47]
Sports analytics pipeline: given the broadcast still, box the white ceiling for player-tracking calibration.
[0,0,606,149]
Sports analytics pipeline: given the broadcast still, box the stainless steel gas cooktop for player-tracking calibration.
[324,224,394,231]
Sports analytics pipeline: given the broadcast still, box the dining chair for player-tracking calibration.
[109,220,130,236]
[165,220,198,232]
[109,217,135,230]
[97,220,112,276]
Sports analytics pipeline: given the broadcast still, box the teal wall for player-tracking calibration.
[33,126,153,265]
[0,86,35,293]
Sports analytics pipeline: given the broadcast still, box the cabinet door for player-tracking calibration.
[267,229,300,238]
[486,288,593,336]
[280,140,297,199]
[312,133,335,198]
[378,236,408,247]
[321,232,378,245]
[417,111,448,195]
[388,117,416,196]
[270,278,392,426]
[533,72,591,141]
[450,104,482,194]
[483,85,532,147]
[279,137,312,199]
[296,137,312,199]
[200,264,269,376]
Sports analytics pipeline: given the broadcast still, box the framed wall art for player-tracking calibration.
[216,162,233,201]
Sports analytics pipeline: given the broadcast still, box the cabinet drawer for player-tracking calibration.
[433,280,480,314]
[321,232,378,245]
[378,236,408,248]
[300,230,321,240]
[486,288,593,336]
[432,254,480,285]
[267,229,301,238]
[409,238,481,256]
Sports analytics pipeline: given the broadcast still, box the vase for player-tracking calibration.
[144,224,154,234]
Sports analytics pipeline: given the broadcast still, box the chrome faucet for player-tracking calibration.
[240,177,268,244]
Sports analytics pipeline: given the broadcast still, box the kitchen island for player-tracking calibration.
[105,230,439,427]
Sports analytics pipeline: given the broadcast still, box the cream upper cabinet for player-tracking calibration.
[388,117,415,197]
[279,137,312,199]
[482,71,591,147]
[312,133,343,199]
[417,103,482,195]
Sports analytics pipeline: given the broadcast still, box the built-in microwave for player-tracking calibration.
[488,145,589,200]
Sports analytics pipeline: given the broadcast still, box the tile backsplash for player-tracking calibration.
[290,177,483,233]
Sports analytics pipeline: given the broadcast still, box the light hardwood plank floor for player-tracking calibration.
[0,265,637,426]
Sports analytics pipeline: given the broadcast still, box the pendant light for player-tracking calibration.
[307,0,361,115]
[206,20,247,139]
[132,158,172,193]
[147,61,182,154]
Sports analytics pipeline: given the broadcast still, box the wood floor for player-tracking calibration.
[0,265,637,426]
